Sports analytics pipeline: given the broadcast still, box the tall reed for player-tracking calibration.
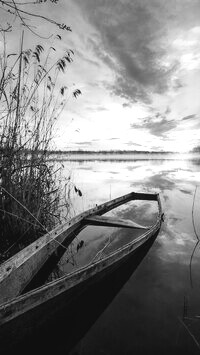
[0,33,81,261]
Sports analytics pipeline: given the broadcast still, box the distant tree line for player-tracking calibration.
[47,149,177,155]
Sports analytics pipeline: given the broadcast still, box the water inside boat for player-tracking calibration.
[45,199,159,283]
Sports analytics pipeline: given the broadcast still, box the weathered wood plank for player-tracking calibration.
[84,215,149,229]
[0,220,161,326]
[0,191,159,304]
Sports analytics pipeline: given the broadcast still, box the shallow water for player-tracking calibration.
[57,156,200,354]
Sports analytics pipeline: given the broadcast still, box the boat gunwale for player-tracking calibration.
[0,192,159,277]
[0,194,162,325]
[0,193,157,265]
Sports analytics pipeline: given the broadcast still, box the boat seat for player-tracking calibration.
[83,215,149,230]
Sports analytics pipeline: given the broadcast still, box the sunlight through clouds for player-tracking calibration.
[10,0,199,153]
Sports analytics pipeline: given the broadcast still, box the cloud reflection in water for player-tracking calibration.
[61,156,200,353]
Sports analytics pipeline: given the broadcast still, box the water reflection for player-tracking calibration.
[2,231,159,355]
[58,157,200,354]
[189,241,199,289]
[44,200,158,279]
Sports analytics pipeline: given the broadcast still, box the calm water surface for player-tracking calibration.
[58,156,200,354]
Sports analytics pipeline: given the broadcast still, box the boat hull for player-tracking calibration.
[0,228,160,354]
[0,191,160,304]
[0,191,163,354]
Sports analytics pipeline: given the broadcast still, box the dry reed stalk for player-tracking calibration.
[0,33,81,262]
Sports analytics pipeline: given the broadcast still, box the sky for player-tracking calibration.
[1,0,200,152]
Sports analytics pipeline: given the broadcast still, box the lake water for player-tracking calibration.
[56,155,200,354]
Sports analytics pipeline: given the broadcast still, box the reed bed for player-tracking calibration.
[0,33,81,262]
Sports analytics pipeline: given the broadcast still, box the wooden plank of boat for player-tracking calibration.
[84,215,149,229]
[0,191,161,305]
[0,206,162,328]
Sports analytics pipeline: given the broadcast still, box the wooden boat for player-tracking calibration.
[0,191,163,351]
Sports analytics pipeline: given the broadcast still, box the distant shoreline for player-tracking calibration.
[49,150,180,155]
[47,151,200,161]
[15,149,198,155]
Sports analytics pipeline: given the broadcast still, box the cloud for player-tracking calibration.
[108,75,151,104]
[87,37,117,72]
[72,141,93,146]
[131,172,176,191]
[91,137,119,141]
[130,114,177,137]
[122,102,132,108]
[86,105,108,112]
[75,49,100,68]
[165,106,171,115]
[75,0,181,104]
[181,114,196,121]
[125,142,143,147]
